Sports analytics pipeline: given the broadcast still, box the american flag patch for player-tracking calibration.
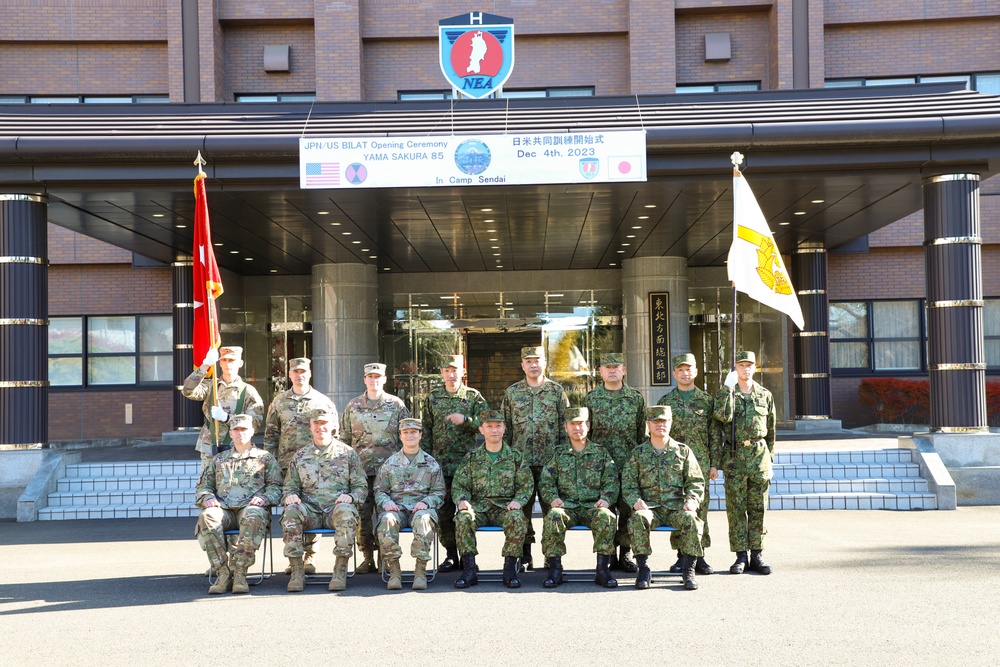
[305,162,340,187]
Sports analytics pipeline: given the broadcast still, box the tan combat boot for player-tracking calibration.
[208,564,231,595]
[329,555,349,591]
[355,550,377,574]
[303,550,317,575]
[287,557,305,592]
[412,559,429,590]
[386,558,402,590]
[231,565,249,594]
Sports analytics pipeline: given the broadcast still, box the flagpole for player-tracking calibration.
[195,152,221,456]
[729,152,743,452]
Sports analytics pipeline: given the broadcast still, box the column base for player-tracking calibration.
[911,432,1000,506]
[159,430,200,446]
[783,418,843,433]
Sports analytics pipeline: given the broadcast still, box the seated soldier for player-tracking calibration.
[623,405,706,591]
[281,407,368,593]
[451,410,533,589]
[194,413,282,595]
[538,407,621,589]
[374,418,446,591]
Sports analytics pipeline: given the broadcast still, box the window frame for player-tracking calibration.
[829,298,927,376]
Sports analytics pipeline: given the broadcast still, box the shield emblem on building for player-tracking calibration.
[439,13,514,99]
[579,158,599,179]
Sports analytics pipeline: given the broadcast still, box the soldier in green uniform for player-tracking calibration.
[182,345,264,469]
[339,362,411,573]
[263,357,338,575]
[281,408,367,592]
[374,418,446,591]
[421,353,489,572]
[452,410,533,590]
[582,352,645,572]
[713,350,775,576]
[195,413,282,595]
[501,345,569,570]
[538,407,620,589]
[657,352,720,575]
[623,405,705,591]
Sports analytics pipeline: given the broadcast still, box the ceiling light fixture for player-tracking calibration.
[638,215,649,220]
[644,204,657,208]
[794,211,806,215]
[317,211,329,215]
[481,208,493,212]
[152,213,165,218]
[779,222,791,226]
[174,224,186,229]
[811,199,824,204]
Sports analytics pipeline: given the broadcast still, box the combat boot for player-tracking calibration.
[668,549,683,574]
[542,556,563,588]
[454,554,479,589]
[230,565,249,594]
[286,557,305,592]
[521,543,534,570]
[329,555,349,591]
[208,564,232,595]
[439,547,460,573]
[749,550,773,575]
[412,559,429,590]
[594,554,618,589]
[634,555,651,590]
[386,558,402,590]
[618,546,638,573]
[303,550,317,575]
[355,549,377,574]
[730,551,749,574]
[502,556,522,589]
[696,556,714,575]
[681,555,699,590]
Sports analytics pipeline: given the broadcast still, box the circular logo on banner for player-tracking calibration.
[345,163,367,184]
[454,139,491,175]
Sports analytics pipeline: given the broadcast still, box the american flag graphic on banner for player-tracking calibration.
[305,162,340,187]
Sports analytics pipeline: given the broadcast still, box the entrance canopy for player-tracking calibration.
[2,84,999,273]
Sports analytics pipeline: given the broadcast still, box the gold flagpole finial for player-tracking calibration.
[731,151,744,175]
[194,151,207,176]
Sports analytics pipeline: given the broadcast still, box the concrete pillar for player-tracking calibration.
[171,256,201,430]
[0,194,48,450]
[622,256,689,403]
[311,263,378,410]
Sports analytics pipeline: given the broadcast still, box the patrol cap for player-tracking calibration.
[440,354,464,369]
[564,407,590,422]
[399,418,423,431]
[645,405,672,421]
[480,410,504,423]
[364,362,387,376]
[288,357,311,371]
[521,346,544,359]
[735,350,757,364]
[672,353,697,368]
[309,408,337,423]
[600,352,624,366]
[219,346,243,360]
[229,413,253,429]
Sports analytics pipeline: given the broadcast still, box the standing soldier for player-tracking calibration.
[195,413,282,595]
[713,350,775,576]
[657,352,720,575]
[263,356,338,575]
[421,353,489,572]
[182,345,264,469]
[340,362,411,573]
[374,418,446,591]
[582,352,645,573]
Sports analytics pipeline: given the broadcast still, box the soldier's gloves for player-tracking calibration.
[210,405,229,422]
[724,370,739,388]
[202,348,220,367]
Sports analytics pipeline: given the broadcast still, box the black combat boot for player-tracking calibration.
[730,551,749,574]
[634,555,651,590]
[542,556,563,588]
[521,543,534,570]
[696,556,714,575]
[668,549,683,574]
[594,554,618,588]
[618,546,638,573]
[453,554,479,589]
[502,556,522,589]
[749,550,772,575]
[681,554,699,590]
[439,547,460,573]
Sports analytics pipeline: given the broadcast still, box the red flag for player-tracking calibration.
[192,172,224,371]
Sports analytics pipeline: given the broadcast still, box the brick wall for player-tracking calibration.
[0,42,167,95]
[49,390,173,441]
[0,0,167,41]
[48,225,132,264]
[675,11,770,87]
[223,24,316,99]
[49,264,172,316]
[824,0,999,25]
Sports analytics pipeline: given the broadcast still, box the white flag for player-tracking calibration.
[727,171,805,330]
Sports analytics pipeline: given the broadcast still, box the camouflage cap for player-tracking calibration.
[439,354,464,369]
[219,346,243,360]
[736,350,757,364]
[399,418,423,431]
[600,352,625,366]
[288,357,311,371]
[645,405,673,421]
[229,413,253,429]
[309,407,337,423]
[364,362,387,376]
[521,346,544,359]
[672,353,697,368]
[480,409,504,423]
[564,407,590,422]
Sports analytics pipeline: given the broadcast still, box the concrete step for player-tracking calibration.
[38,502,200,521]
[46,489,193,507]
[63,461,200,478]
[57,475,198,492]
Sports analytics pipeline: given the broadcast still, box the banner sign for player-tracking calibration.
[299,130,647,189]
[649,292,671,386]
[439,12,514,99]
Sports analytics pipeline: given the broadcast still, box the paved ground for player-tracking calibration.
[2,506,999,666]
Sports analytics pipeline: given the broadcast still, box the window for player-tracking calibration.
[986,300,1000,368]
[0,95,168,104]
[825,71,1000,93]
[830,300,924,373]
[235,93,316,103]
[676,82,761,94]
[397,87,595,101]
[48,315,172,387]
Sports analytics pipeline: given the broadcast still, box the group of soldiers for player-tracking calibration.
[187,344,776,594]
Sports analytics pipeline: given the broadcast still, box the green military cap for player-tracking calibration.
[521,346,544,359]
[288,357,310,371]
[219,345,243,360]
[645,405,672,421]
[229,413,253,429]
[480,410,504,423]
[310,408,337,423]
[364,362,387,376]
[440,354,464,369]
[399,418,422,431]
[672,353,696,368]
[600,352,625,366]
[735,350,757,364]
[564,407,590,422]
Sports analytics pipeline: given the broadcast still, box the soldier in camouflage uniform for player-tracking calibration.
[282,407,368,592]
[263,357,338,575]
[501,345,569,569]
[374,418,446,591]
[657,352,720,575]
[195,413,282,595]
[182,345,264,469]
[623,405,705,591]
[421,354,489,572]
[538,407,621,589]
[582,352,645,573]
[452,410,533,589]
[713,350,775,576]
[339,362,411,573]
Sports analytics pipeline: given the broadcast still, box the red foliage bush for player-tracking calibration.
[860,378,1000,425]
